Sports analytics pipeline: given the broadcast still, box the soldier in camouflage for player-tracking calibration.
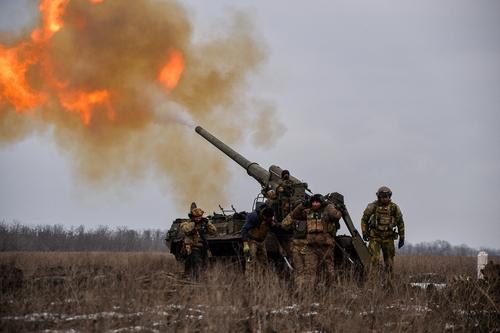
[241,205,276,276]
[282,194,342,290]
[180,207,217,280]
[361,186,405,280]
[276,170,295,221]
[265,190,279,217]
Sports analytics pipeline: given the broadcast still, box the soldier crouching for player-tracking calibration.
[180,207,217,280]
[282,194,342,291]
[241,205,276,276]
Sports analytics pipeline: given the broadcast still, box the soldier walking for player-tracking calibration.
[282,194,342,290]
[361,186,405,283]
[241,205,276,275]
[181,207,217,280]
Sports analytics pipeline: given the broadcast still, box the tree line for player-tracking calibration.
[0,221,166,251]
[397,239,499,256]
[1,220,498,255]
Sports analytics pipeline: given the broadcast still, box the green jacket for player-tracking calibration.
[361,201,405,240]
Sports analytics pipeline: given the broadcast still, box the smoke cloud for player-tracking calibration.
[0,0,283,209]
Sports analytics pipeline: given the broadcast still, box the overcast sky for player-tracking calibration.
[1,0,499,248]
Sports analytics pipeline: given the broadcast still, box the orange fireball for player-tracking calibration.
[158,49,185,90]
[2,0,185,127]
[0,44,44,113]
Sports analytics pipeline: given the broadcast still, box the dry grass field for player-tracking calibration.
[1,252,499,332]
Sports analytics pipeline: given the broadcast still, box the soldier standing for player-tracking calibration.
[282,194,342,290]
[276,170,294,221]
[241,205,276,275]
[361,186,405,281]
[180,207,217,280]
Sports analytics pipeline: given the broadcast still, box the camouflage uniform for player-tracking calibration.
[276,179,296,221]
[265,190,280,221]
[361,200,405,277]
[263,190,293,260]
[282,200,342,290]
[180,214,217,280]
[241,206,275,275]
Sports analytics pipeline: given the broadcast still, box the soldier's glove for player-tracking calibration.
[362,234,369,242]
[243,242,250,255]
[243,242,251,262]
[398,238,405,249]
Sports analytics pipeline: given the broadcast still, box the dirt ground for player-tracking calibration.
[1,252,499,332]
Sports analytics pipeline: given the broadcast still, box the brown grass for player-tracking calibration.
[1,252,499,332]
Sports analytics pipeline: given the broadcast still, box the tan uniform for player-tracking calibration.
[274,179,296,220]
[282,203,341,290]
[245,240,269,275]
[180,218,217,279]
[181,219,217,247]
[241,209,274,275]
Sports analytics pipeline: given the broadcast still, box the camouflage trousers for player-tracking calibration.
[245,240,268,276]
[368,238,395,278]
[291,242,335,291]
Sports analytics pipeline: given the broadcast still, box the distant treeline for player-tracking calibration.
[0,221,166,251]
[398,239,500,256]
[1,221,499,255]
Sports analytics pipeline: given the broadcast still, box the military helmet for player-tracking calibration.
[191,207,204,218]
[261,206,275,218]
[376,186,392,198]
[281,169,290,178]
[310,193,324,204]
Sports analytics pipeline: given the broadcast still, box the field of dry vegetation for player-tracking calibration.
[1,252,499,332]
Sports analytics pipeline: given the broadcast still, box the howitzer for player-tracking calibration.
[195,126,372,272]
[195,126,309,206]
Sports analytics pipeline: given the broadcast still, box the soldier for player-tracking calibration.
[276,170,294,200]
[282,194,342,290]
[361,186,405,281]
[241,205,276,275]
[276,170,296,222]
[281,169,291,181]
[180,207,217,280]
[265,189,279,210]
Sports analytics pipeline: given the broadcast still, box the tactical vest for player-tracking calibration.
[294,208,335,240]
[181,219,209,247]
[370,204,396,238]
[183,229,199,246]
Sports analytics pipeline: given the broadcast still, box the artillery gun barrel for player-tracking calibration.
[195,126,270,186]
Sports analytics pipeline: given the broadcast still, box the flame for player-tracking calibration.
[59,89,116,125]
[158,49,185,90]
[1,0,115,126]
[0,44,44,113]
[1,0,182,126]
[32,0,70,43]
